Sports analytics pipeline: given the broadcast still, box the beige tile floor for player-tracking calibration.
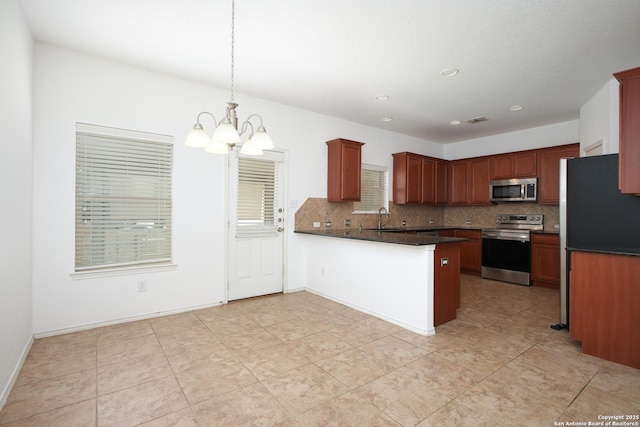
[1,274,639,426]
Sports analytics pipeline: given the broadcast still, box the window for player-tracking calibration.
[352,164,388,214]
[75,123,173,272]
[236,155,279,235]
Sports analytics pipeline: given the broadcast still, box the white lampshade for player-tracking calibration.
[239,136,264,155]
[251,127,274,150]
[205,139,232,154]
[185,124,210,148]
[212,120,241,145]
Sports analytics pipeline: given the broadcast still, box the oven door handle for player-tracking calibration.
[482,231,530,242]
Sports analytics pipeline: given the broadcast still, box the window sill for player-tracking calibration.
[70,263,177,280]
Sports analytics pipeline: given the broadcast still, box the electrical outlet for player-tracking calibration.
[401,220,406,226]
[325,221,331,227]
[429,219,434,225]
[344,219,351,227]
[137,280,147,292]
[465,219,472,225]
[313,221,321,228]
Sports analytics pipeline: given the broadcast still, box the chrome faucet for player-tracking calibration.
[377,207,389,230]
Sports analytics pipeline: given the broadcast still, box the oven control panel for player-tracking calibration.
[495,214,543,229]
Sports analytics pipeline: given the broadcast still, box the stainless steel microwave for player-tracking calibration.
[490,178,538,202]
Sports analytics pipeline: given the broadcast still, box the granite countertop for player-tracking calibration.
[294,228,468,246]
[532,229,560,235]
[385,226,483,232]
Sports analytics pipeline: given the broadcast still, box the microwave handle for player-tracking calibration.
[520,185,525,199]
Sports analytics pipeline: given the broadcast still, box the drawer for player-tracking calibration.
[454,229,482,239]
[532,233,559,246]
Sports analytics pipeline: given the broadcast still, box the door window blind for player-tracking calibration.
[353,164,388,213]
[236,157,278,235]
[75,123,173,271]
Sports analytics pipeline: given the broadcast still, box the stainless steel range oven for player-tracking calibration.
[481,214,543,286]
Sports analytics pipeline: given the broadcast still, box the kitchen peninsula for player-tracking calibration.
[295,229,466,335]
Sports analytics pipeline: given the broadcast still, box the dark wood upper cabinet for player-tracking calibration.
[326,138,364,202]
[449,157,490,205]
[490,155,513,180]
[614,66,640,195]
[392,144,575,206]
[537,143,580,204]
[393,152,449,205]
[422,156,449,205]
[421,157,436,204]
[449,160,468,205]
[491,151,537,179]
[467,157,491,205]
[392,152,423,204]
[435,160,449,204]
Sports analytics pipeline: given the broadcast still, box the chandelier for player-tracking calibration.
[185,0,273,155]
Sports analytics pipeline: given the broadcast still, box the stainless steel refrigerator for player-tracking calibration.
[557,153,640,330]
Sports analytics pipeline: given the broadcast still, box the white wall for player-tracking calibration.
[302,235,435,335]
[28,38,608,336]
[31,44,444,335]
[443,120,580,160]
[0,0,34,407]
[579,79,619,156]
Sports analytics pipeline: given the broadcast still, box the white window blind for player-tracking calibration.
[236,156,278,235]
[353,164,388,214]
[75,123,173,271]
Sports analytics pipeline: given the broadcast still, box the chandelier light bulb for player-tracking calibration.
[205,138,232,154]
[212,119,241,145]
[185,124,210,148]
[240,135,264,155]
[251,127,274,150]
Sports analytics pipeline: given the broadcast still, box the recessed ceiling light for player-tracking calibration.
[440,68,459,77]
[450,120,461,125]
[510,105,524,111]
[381,117,393,122]
[375,95,389,101]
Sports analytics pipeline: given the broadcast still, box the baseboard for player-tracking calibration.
[34,300,226,339]
[304,287,435,336]
[0,334,34,411]
[34,290,307,339]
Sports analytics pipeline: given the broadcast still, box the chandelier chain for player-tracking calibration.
[230,0,235,103]
[184,0,273,154]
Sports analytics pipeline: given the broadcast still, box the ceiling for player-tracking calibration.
[19,0,640,144]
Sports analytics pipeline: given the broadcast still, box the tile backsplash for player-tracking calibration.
[294,198,560,232]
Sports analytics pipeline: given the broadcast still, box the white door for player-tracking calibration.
[228,150,285,300]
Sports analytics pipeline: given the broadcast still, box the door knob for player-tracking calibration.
[277,227,284,232]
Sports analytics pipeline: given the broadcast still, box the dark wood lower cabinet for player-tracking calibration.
[531,233,560,289]
[434,243,461,327]
[570,251,640,369]
[454,229,482,274]
[436,229,481,274]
